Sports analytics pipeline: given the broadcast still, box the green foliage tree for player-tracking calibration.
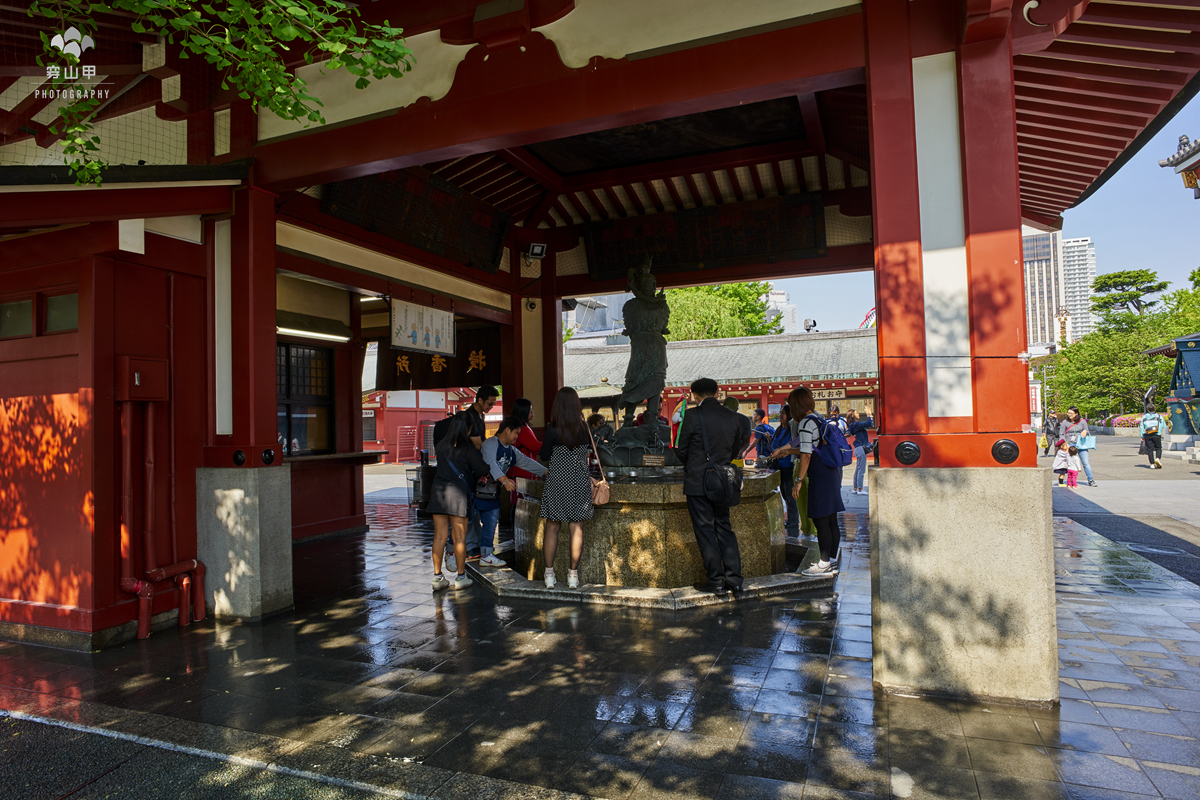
[664,282,782,342]
[1189,266,1200,290]
[1040,285,1200,417]
[1091,269,1170,332]
[26,1,414,185]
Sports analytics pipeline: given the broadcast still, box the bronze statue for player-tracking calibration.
[619,257,670,424]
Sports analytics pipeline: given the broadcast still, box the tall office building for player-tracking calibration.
[1021,226,1072,346]
[1061,237,1098,339]
[765,286,800,334]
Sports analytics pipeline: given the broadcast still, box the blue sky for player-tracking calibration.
[775,92,1200,333]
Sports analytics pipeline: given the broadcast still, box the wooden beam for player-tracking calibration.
[702,171,722,203]
[1014,70,1173,104]
[1019,140,1118,167]
[1016,86,1159,118]
[798,93,827,155]
[551,198,573,227]
[440,153,493,181]
[1017,164,1094,189]
[559,193,583,223]
[1040,41,1200,72]
[1013,55,1189,90]
[1016,124,1126,155]
[683,173,706,206]
[1016,99,1150,131]
[770,161,786,195]
[584,188,610,219]
[748,164,766,199]
[622,183,648,215]
[643,181,666,213]
[727,169,746,202]
[602,185,628,217]
[1079,3,1200,32]
[1014,110,1137,142]
[498,147,564,192]
[1059,24,1200,55]
[561,139,812,192]
[524,191,557,227]
[663,177,685,210]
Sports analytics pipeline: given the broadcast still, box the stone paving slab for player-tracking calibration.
[3,507,1200,799]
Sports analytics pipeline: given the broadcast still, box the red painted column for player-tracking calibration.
[864,0,929,444]
[207,186,278,467]
[960,35,1035,444]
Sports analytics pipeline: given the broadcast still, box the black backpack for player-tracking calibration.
[698,410,743,507]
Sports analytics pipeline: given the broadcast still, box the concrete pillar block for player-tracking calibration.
[869,466,1057,704]
[196,466,293,620]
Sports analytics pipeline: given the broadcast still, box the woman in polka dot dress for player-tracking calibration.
[538,386,594,589]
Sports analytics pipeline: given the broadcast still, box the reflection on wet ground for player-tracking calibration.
[2,509,1200,799]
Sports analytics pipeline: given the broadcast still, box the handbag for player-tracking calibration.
[445,456,477,520]
[1038,433,1048,449]
[587,427,610,506]
[1138,439,1148,456]
[698,409,743,507]
[1077,434,1096,450]
[475,476,500,501]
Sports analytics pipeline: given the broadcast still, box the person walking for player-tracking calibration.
[478,417,547,566]
[426,413,487,591]
[770,386,845,576]
[1139,406,1167,469]
[675,377,751,596]
[460,386,500,563]
[844,409,874,496]
[539,387,595,589]
[1059,407,1096,486]
[1041,411,1058,457]
[771,405,799,538]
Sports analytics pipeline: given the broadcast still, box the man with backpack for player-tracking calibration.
[747,408,775,466]
[675,377,751,596]
[769,386,851,576]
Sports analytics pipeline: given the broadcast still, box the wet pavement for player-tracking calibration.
[2,505,1200,799]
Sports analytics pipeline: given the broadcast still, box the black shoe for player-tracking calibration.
[693,582,728,596]
[727,583,746,597]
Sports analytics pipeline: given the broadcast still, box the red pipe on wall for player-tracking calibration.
[143,402,158,576]
[175,573,191,627]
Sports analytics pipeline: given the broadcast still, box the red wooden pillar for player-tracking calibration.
[540,253,564,419]
[207,186,278,466]
[864,0,929,446]
[960,36,1032,439]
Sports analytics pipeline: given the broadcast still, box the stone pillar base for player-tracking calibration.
[196,466,293,620]
[869,466,1057,704]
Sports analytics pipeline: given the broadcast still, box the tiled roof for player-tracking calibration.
[1160,135,1200,171]
[564,329,878,389]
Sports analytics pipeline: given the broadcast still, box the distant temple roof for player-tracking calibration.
[564,329,878,389]
[1160,135,1200,171]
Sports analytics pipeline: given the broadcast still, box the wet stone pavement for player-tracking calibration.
[2,509,1200,799]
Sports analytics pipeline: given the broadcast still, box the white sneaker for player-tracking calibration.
[493,540,515,553]
[802,561,838,576]
[568,570,580,589]
[544,568,556,589]
[479,554,506,567]
[454,574,473,590]
[431,574,450,591]
[1154,459,1163,469]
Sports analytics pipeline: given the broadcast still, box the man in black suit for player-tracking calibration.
[675,377,752,595]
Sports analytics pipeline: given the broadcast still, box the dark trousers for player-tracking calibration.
[778,466,799,536]
[686,494,742,589]
[813,513,841,562]
[1144,433,1162,464]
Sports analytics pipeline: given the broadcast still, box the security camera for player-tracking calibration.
[526,299,537,312]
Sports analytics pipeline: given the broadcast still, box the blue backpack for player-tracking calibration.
[806,413,853,469]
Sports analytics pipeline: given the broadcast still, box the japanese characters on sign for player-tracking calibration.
[391,299,455,357]
[376,327,502,390]
[812,388,846,400]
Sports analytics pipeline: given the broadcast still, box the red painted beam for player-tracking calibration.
[1060,24,1200,55]
[1016,99,1150,131]
[1018,142,1113,170]
[0,221,119,271]
[1016,123,1127,154]
[252,14,866,190]
[1079,3,1200,32]
[602,185,628,217]
[1014,110,1137,142]
[1014,71,1173,105]
[1018,167,1094,191]
[1017,132,1121,161]
[728,169,746,202]
[1040,41,1200,72]
[683,173,705,206]
[561,140,813,193]
[1012,55,1189,91]
[622,183,648,215]
[702,171,722,204]
[748,165,766,199]
[644,181,665,213]
[440,153,493,181]
[0,185,233,228]
[770,161,786,196]
[558,193,583,222]
[498,147,564,192]
[662,177,686,210]
[551,198,573,227]
[1016,86,1160,118]
[584,188,610,220]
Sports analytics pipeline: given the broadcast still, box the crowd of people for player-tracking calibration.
[424,382,873,595]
